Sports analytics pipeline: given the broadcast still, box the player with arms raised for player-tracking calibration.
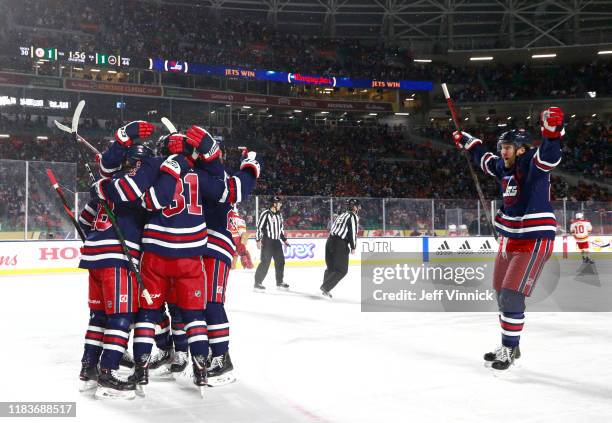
[453,107,563,371]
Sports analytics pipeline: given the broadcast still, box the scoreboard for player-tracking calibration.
[15,46,432,91]
[19,46,133,67]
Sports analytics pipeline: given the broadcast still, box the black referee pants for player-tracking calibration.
[254,238,285,285]
[321,236,350,292]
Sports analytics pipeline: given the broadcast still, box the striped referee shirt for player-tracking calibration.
[330,211,358,250]
[256,209,287,242]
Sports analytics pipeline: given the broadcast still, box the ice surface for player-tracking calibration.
[1,266,611,423]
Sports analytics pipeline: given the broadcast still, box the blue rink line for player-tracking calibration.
[422,237,429,263]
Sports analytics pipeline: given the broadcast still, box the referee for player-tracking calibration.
[254,196,290,291]
[320,199,361,298]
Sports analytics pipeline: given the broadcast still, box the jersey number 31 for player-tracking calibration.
[163,173,203,217]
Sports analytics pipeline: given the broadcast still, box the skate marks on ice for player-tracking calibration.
[82,379,320,423]
[263,310,612,423]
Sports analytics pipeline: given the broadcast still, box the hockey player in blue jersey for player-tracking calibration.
[115,126,259,395]
[78,136,154,400]
[101,128,193,372]
[453,106,563,371]
[196,145,260,386]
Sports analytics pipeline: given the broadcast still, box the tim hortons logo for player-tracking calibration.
[0,255,18,266]
[39,247,80,260]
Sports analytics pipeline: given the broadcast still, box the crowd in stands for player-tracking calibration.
[0,115,608,235]
[418,117,611,183]
[1,115,608,198]
[433,62,611,103]
[2,0,610,103]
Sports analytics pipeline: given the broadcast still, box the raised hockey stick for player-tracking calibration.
[441,83,498,241]
[53,120,101,156]
[46,168,87,242]
[70,100,153,305]
[160,117,177,133]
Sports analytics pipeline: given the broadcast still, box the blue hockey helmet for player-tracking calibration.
[497,129,532,152]
[126,142,154,165]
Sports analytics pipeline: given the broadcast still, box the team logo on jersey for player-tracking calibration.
[106,300,113,309]
[216,286,224,294]
[194,290,201,298]
[501,175,520,206]
[119,295,128,303]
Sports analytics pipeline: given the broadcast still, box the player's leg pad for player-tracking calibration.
[182,309,209,357]
[99,313,133,371]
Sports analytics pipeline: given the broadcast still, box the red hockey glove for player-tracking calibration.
[452,131,482,151]
[540,107,564,139]
[185,125,220,162]
[115,121,155,147]
[166,133,195,157]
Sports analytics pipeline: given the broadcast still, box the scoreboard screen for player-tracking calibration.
[19,46,134,67]
[13,45,433,91]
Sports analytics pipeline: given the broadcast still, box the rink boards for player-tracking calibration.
[0,235,610,275]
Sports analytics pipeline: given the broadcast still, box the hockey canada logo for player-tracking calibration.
[436,241,452,255]
[457,240,473,255]
[478,240,495,254]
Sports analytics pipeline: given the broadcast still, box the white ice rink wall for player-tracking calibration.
[1,235,610,276]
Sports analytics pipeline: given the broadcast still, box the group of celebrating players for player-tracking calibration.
[77,120,260,399]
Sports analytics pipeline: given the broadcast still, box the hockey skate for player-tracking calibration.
[321,289,332,299]
[79,361,99,392]
[253,282,266,292]
[148,348,174,379]
[484,345,521,368]
[95,368,136,400]
[490,346,520,371]
[276,282,290,290]
[207,352,236,387]
[191,355,208,397]
[130,354,150,396]
[170,350,189,373]
[119,350,135,369]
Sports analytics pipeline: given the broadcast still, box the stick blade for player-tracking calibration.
[161,117,177,133]
[72,100,86,133]
[54,120,73,133]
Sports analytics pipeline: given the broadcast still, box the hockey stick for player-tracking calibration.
[70,100,153,305]
[160,117,177,133]
[46,168,87,242]
[441,83,498,241]
[590,241,610,248]
[54,120,101,156]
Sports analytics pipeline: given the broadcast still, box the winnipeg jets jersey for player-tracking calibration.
[469,136,561,239]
